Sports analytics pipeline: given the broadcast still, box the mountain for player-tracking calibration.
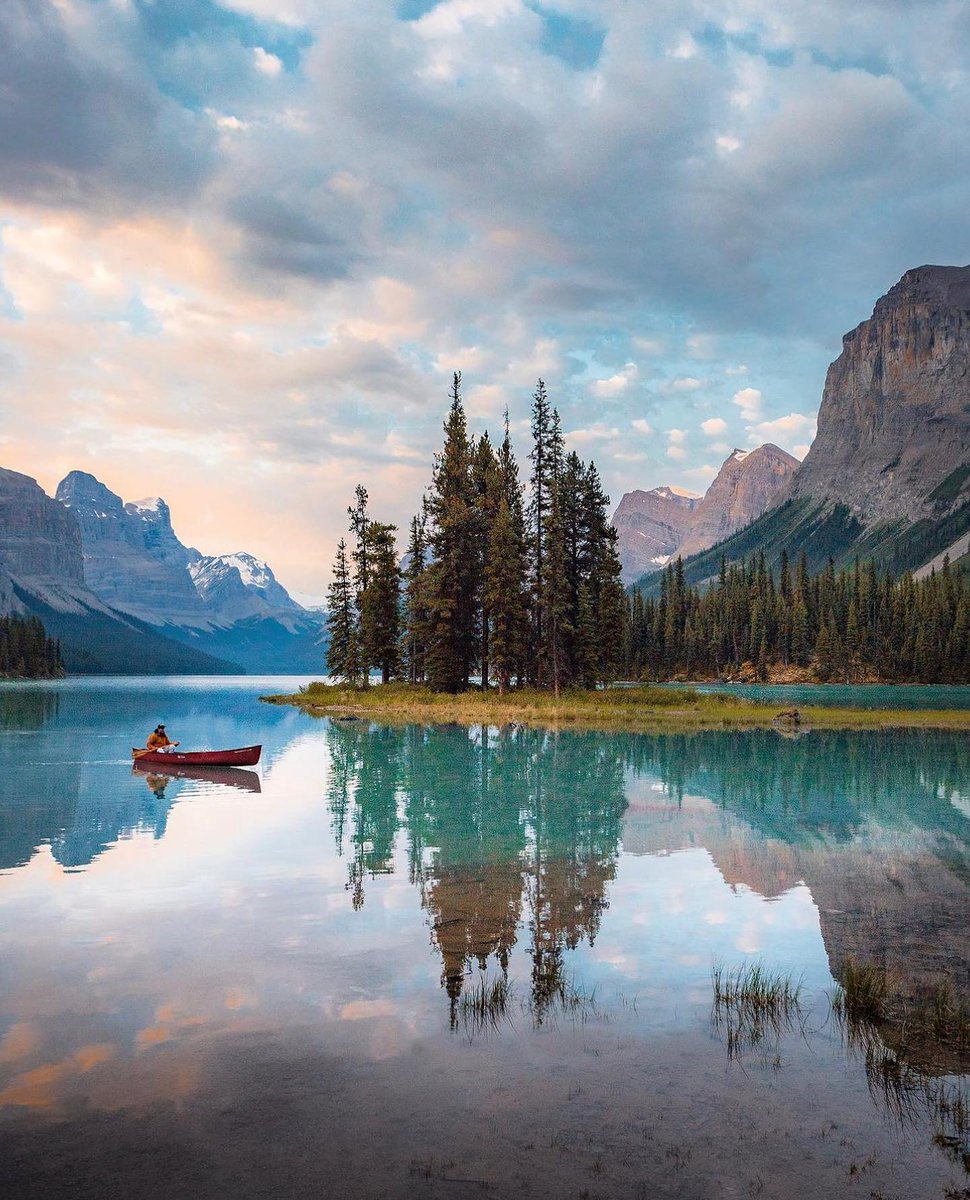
[0,468,236,674]
[55,471,327,672]
[56,472,209,626]
[674,444,800,559]
[610,486,699,585]
[632,265,970,591]
[613,445,797,584]
[790,265,970,525]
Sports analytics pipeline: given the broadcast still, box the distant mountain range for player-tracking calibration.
[624,264,970,592]
[612,446,799,585]
[0,468,327,674]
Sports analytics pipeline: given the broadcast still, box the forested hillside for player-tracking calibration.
[626,553,970,683]
[0,614,63,679]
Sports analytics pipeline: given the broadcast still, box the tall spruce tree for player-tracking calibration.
[527,380,553,683]
[360,522,401,684]
[326,537,362,682]
[426,373,479,692]
[485,412,528,692]
[537,409,570,694]
[402,511,430,684]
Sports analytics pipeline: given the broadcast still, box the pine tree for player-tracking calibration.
[527,380,553,683]
[326,538,362,683]
[537,409,569,693]
[426,372,478,692]
[485,412,529,692]
[360,522,401,684]
[402,512,430,684]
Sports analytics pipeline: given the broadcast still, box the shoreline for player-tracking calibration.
[260,683,970,732]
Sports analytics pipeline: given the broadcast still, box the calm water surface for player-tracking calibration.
[0,678,967,1199]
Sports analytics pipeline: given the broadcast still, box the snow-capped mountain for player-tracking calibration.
[189,552,304,623]
[53,471,327,671]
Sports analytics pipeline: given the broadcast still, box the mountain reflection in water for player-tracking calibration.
[1,690,968,1200]
[325,722,970,1049]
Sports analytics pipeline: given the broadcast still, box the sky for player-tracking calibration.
[1,0,969,595]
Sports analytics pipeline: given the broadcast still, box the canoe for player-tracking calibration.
[131,744,262,767]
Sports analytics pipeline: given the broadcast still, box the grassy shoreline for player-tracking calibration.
[260,682,970,732]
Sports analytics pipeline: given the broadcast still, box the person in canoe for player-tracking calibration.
[146,724,180,754]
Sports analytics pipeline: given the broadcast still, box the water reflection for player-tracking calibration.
[132,761,262,795]
[0,688,59,730]
[326,723,627,1021]
[326,722,970,1053]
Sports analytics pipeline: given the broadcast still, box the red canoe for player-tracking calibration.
[131,744,262,767]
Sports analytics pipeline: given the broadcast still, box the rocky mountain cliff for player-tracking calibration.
[790,265,970,524]
[633,265,970,591]
[56,472,209,626]
[613,445,798,583]
[0,468,235,674]
[190,552,303,624]
[675,444,800,559]
[1,468,85,586]
[611,486,699,585]
[53,470,326,671]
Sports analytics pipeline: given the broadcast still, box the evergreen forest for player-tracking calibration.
[627,553,970,683]
[326,374,969,690]
[0,614,64,679]
[326,375,626,693]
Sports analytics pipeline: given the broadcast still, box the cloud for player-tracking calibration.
[666,427,688,459]
[253,47,283,76]
[747,410,818,453]
[6,0,970,587]
[732,387,763,421]
[684,464,718,484]
[662,376,704,394]
[701,417,727,435]
[0,0,216,211]
[591,361,638,397]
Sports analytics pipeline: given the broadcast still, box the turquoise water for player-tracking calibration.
[0,678,967,1199]
[682,681,970,708]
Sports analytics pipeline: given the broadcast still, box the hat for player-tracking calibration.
[157,723,165,730]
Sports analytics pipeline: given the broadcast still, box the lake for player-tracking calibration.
[0,677,968,1199]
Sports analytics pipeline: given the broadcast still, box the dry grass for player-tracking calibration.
[261,681,970,733]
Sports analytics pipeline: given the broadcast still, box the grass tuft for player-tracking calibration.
[832,958,890,1024]
[711,960,804,1062]
[455,974,514,1037]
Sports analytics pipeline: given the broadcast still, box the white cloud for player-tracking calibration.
[715,135,741,153]
[567,423,620,444]
[747,411,818,454]
[591,361,638,398]
[253,47,283,77]
[701,417,727,435]
[749,411,816,441]
[732,387,763,421]
[662,376,704,394]
[631,418,653,435]
[684,464,718,484]
[666,444,687,460]
[667,33,698,60]
[667,428,688,444]
[725,364,749,376]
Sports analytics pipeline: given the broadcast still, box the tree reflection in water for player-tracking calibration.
[324,721,627,1020]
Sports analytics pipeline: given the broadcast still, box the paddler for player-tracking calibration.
[146,724,180,754]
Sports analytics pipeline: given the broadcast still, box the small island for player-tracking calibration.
[263,681,970,732]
